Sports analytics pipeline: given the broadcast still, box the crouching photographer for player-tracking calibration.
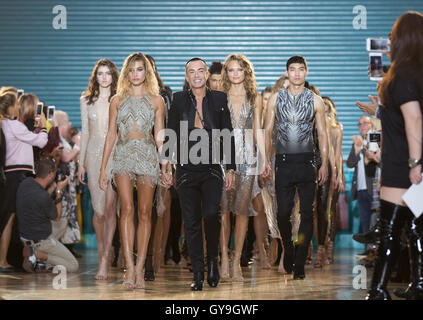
[15,158,79,273]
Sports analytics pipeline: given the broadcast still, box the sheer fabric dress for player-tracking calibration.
[79,95,113,215]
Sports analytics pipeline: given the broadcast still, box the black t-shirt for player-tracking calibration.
[381,68,423,188]
[15,177,58,241]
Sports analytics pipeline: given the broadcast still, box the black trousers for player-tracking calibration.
[316,166,332,245]
[176,165,223,274]
[275,153,317,267]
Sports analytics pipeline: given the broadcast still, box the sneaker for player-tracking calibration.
[22,247,37,273]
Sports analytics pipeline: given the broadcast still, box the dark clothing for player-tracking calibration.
[346,144,375,201]
[176,164,223,273]
[357,190,373,233]
[316,165,332,245]
[275,153,317,267]
[167,89,236,171]
[275,88,315,155]
[168,89,234,277]
[0,128,7,234]
[15,177,58,241]
[381,68,423,189]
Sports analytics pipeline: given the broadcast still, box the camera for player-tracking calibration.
[56,162,70,182]
[367,131,381,152]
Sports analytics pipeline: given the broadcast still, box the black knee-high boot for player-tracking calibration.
[394,215,423,300]
[366,200,408,300]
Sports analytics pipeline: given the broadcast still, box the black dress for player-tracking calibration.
[380,68,423,189]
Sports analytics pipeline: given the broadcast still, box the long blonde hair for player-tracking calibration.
[18,94,38,123]
[221,53,258,105]
[322,96,338,128]
[116,52,159,98]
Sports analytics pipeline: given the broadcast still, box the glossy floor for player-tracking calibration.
[0,248,407,300]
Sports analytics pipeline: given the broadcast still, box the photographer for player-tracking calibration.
[52,111,81,257]
[16,158,78,273]
[347,116,377,257]
[0,93,48,272]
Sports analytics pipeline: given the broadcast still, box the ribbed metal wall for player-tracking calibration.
[1,0,422,157]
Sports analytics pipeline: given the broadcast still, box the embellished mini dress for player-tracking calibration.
[221,97,261,216]
[111,94,160,187]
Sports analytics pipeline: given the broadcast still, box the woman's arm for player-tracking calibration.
[401,100,422,185]
[99,95,120,191]
[152,95,167,170]
[253,94,265,175]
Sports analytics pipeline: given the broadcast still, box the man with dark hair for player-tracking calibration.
[263,55,329,280]
[16,158,78,273]
[162,57,235,291]
[208,61,223,91]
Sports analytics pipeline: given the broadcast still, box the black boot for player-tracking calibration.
[144,254,155,281]
[206,257,220,287]
[191,271,204,291]
[394,216,423,300]
[365,200,408,300]
[293,265,305,280]
[353,220,381,245]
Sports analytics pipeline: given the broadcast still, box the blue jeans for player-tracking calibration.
[357,190,372,233]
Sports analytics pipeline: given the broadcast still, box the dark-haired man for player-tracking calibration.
[162,58,235,291]
[263,55,328,280]
[208,61,223,91]
[16,158,78,273]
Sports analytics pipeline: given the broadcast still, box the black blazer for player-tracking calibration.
[167,89,236,171]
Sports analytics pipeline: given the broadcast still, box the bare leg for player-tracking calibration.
[134,177,155,289]
[232,214,249,281]
[253,194,271,269]
[103,183,117,266]
[220,211,230,279]
[0,214,15,268]
[95,183,117,280]
[115,174,136,289]
[93,212,106,279]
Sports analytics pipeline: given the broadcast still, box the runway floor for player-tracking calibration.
[0,248,407,300]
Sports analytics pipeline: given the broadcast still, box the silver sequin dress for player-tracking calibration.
[221,97,261,216]
[111,94,160,187]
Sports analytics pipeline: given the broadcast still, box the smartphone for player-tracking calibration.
[36,102,43,115]
[47,105,55,121]
[369,53,383,81]
[366,38,390,52]
[17,89,24,98]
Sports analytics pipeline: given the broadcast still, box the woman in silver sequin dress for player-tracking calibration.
[99,53,167,289]
[220,54,269,281]
[78,59,119,280]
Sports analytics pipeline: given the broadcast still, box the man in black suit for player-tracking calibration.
[162,58,235,291]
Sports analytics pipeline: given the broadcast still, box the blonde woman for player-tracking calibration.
[99,52,166,289]
[220,53,268,281]
[322,96,345,264]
